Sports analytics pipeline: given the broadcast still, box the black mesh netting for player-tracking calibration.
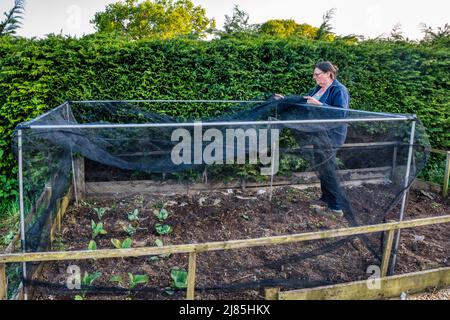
[12,98,430,298]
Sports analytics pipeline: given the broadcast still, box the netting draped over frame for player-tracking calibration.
[12,98,429,296]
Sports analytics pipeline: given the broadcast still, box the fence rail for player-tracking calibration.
[1,214,449,300]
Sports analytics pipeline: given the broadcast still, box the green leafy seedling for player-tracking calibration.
[111,238,133,249]
[155,239,171,258]
[127,209,140,222]
[93,207,108,220]
[123,224,137,236]
[128,273,149,289]
[80,271,102,297]
[82,271,102,287]
[170,267,188,289]
[88,240,97,250]
[110,275,124,286]
[74,295,84,300]
[155,223,172,235]
[153,206,170,221]
[91,220,107,239]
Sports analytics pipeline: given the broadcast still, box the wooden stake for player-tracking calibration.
[73,157,85,202]
[443,151,450,198]
[186,252,197,300]
[381,229,395,277]
[0,263,7,300]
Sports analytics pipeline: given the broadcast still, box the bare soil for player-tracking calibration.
[31,184,449,300]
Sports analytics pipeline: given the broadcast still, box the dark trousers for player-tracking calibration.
[292,128,345,211]
[314,146,343,210]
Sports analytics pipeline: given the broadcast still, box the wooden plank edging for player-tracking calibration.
[274,267,450,300]
[85,166,392,196]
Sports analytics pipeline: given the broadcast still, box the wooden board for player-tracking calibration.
[85,167,391,196]
[275,267,450,300]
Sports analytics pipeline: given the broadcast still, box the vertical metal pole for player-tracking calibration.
[268,117,277,201]
[389,119,416,275]
[443,151,450,198]
[18,129,28,300]
[269,140,276,201]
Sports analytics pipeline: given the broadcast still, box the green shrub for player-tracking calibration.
[0,35,448,203]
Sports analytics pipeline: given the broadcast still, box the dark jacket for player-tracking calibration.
[308,79,350,110]
[307,79,350,146]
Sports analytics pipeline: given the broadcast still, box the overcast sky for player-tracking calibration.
[1,0,448,39]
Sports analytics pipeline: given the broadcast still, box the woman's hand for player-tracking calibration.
[303,96,322,105]
[272,93,285,100]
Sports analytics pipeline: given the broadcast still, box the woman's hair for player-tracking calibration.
[315,61,339,80]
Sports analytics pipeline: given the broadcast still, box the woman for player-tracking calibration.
[275,61,350,217]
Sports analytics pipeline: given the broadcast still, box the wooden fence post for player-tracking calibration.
[381,229,395,277]
[443,151,450,198]
[73,156,85,202]
[186,252,197,300]
[0,263,7,300]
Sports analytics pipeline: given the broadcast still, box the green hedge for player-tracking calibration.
[0,35,449,202]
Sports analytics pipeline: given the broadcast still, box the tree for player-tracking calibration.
[223,5,254,34]
[259,19,318,39]
[420,23,450,46]
[0,0,25,36]
[91,0,216,39]
[389,23,405,41]
[315,8,336,41]
[258,9,338,40]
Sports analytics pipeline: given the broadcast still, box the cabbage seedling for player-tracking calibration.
[128,273,149,289]
[123,224,137,236]
[93,207,108,220]
[91,220,107,239]
[153,206,169,221]
[127,209,139,222]
[155,223,172,235]
[88,240,97,250]
[170,267,188,289]
[79,271,102,297]
[111,238,133,249]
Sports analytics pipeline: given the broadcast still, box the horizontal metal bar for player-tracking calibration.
[70,100,409,119]
[27,117,412,130]
[70,99,265,104]
[342,141,402,148]
[113,141,404,157]
[292,103,409,119]
[69,100,410,121]
[0,215,449,264]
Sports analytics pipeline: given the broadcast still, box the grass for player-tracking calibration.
[0,199,20,249]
